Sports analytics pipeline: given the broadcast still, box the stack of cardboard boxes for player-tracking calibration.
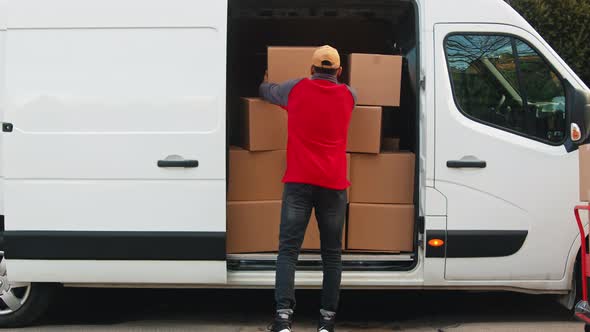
[347,53,415,253]
[226,101,287,253]
[227,46,415,254]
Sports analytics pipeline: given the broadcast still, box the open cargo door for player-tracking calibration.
[1,0,228,284]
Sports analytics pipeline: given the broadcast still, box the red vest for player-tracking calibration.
[282,78,355,190]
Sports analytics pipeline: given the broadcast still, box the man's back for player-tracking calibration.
[283,76,355,190]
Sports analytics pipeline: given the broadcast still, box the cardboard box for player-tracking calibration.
[581,144,590,201]
[347,106,382,154]
[350,152,415,204]
[240,98,287,151]
[347,203,414,252]
[382,137,400,152]
[349,54,402,106]
[228,147,286,201]
[227,201,281,254]
[226,202,345,253]
[268,47,316,83]
[301,209,347,251]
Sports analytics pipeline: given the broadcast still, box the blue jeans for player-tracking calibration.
[275,183,347,312]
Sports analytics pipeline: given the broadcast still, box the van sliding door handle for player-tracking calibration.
[447,160,487,169]
[157,160,199,168]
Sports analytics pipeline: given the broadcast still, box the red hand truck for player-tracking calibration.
[574,205,590,331]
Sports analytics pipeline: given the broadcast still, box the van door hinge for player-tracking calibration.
[417,216,425,233]
[419,75,426,90]
[2,123,13,133]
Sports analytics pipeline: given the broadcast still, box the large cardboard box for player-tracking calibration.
[347,203,414,252]
[349,53,402,106]
[227,201,281,254]
[350,152,415,204]
[240,98,287,151]
[301,209,347,250]
[227,201,344,253]
[228,147,286,201]
[268,47,316,83]
[581,144,590,201]
[347,106,382,154]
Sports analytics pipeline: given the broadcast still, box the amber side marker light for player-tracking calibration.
[571,123,582,142]
[428,239,444,247]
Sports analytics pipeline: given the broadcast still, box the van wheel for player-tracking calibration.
[0,253,56,327]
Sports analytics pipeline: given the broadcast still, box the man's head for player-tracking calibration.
[311,45,343,78]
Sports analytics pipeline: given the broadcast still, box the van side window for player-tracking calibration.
[445,34,566,144]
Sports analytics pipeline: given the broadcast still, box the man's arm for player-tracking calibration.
[346,85,358,107]
[259,78,302,107]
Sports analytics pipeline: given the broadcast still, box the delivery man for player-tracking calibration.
[259,45,356,332]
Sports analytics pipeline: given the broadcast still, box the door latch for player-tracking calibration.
[417,216,425,233]
[2,123,13,133]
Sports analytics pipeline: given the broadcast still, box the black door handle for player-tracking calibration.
[157,160,199,168]
[447,160,487,168]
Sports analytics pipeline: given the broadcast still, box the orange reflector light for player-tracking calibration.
[572,123,582,142]
[428,239,444,247]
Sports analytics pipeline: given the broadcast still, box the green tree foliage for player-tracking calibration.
[510,0,590,87]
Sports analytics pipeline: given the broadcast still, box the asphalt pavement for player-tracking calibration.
[10,288,584,331]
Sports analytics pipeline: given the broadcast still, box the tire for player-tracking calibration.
[0,282,57,328]
[585,324,590,332]
[0,254,58,327]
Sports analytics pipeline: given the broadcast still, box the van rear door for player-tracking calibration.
[1,0,228,284]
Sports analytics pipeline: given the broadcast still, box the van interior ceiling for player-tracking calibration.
[226,0,419,271]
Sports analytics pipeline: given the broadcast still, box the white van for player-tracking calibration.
[0,0,589,327]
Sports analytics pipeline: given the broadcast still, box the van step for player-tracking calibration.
[227,253,416,271]
[228,253,414,262]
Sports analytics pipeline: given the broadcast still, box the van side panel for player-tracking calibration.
[4,28,225,233]
[0,1,6,216]
[4,28,223,179]
[5,0,221,29]
[2,0,228,283]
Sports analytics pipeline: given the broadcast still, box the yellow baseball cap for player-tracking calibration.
[312,45,341,69]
